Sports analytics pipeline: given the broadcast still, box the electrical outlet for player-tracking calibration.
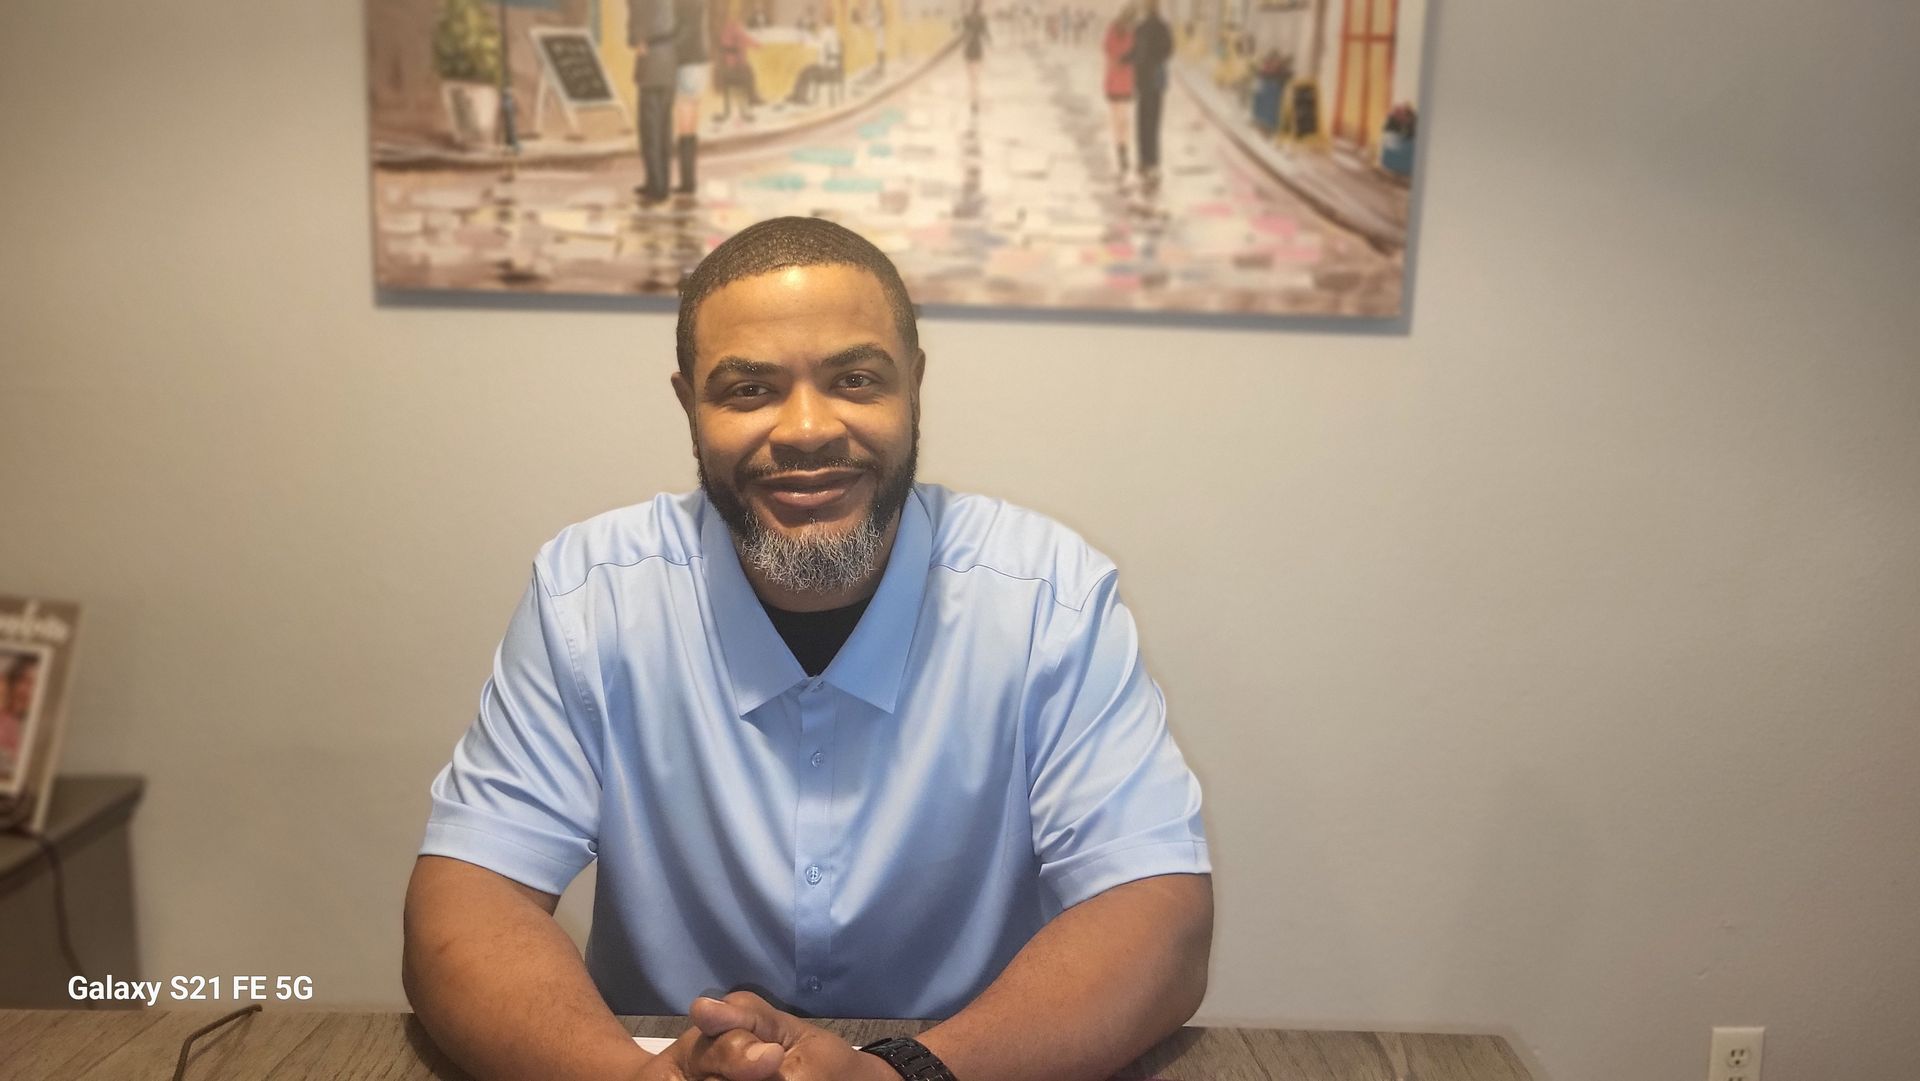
[1708,1027,1764,1081]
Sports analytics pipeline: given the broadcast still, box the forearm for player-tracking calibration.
[403,855,648,1081]
[918,874,1213,1081]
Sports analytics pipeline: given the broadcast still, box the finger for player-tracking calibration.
[687,991,788,1043]
[685,1026,785,1081]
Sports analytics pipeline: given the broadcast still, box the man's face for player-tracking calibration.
[673,264,923,597]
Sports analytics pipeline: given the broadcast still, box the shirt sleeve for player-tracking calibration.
[420,567,602,896]
[1026,571,1210,913]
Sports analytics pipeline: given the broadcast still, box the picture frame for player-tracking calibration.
[0,598,82,834]
[367,0,1429,319]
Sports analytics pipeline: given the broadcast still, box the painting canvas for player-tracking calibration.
[367,0,1428,317]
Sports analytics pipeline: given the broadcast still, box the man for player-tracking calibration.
[404,217,1212,1081]
[786,8,842,108]
[630,0,679,205]
[1127,0,1173,188]
[712,8,760,124]
[670,0,710,197]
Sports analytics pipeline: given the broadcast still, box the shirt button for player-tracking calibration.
[809,750,825,768]
[805,864,823,885]
[806,976,823,992]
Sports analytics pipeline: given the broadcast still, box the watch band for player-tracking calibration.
[859,1036,959,1081]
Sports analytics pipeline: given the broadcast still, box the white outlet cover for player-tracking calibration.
[1709,1026,1765,1081]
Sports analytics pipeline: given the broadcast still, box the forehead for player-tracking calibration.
[691,264,900,373]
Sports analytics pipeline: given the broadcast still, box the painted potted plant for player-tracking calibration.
[433,0,503,148]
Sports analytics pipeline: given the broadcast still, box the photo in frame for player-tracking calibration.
[0,597,82,834]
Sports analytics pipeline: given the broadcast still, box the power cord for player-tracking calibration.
[172,1004,263,1081]
[13,827,100,1010]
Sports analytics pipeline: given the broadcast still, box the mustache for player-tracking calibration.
[737,455,877,481]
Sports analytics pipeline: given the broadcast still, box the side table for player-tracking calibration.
[0,775,145,1007]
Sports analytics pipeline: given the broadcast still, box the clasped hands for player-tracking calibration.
[636,990,902,1081]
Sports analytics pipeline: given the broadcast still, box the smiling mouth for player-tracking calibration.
[755,470,867,511]
[760,470,862,490]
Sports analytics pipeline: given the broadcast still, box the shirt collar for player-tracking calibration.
[699,487,931,718]
[819,488,930,714]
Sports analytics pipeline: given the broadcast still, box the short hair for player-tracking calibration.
[675,217,919,379]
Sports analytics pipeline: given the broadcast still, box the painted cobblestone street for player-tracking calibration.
[373,43,1403,316]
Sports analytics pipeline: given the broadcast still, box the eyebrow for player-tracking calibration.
[703,343,898,391]
[704,358,784,389]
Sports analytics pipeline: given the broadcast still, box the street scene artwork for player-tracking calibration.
[367,0,1428,317]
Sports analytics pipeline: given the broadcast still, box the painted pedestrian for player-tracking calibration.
[1103,3,1136,178]
[671,0,711,197]
[629,0,680,205]
[713,9,760,123]
[1127,0,1173,188]
[962,0,990,107]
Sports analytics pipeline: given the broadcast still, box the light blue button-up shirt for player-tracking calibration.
[421,484,1209,1018]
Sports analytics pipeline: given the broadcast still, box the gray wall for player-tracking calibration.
[1,2,1915,1079]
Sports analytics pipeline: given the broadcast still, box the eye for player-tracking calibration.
[839,372,877,389]
[729,383,768,399]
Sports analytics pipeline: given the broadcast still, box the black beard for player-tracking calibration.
[699,423,919,598]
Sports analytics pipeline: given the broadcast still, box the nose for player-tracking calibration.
[769,382,847,453]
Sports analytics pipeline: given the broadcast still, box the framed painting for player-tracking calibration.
[367,0,1429,317]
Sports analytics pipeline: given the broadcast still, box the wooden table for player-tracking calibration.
[0,1010,1534,1080]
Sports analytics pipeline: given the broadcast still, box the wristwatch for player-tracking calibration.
[859,1036,959,1081]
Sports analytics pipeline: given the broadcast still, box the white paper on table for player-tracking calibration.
[634,1036,856,1052]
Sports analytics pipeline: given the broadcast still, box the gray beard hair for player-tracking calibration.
[698,404,918,599]
[735,506,889,595]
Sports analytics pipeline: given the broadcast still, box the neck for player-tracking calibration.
[740,512,902,613]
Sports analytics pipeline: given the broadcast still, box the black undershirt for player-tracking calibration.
[761,596,872,676]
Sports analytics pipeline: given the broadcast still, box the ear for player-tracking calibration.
[909,348,927,395]
[670,370,700,452]
[671,369,695,417]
